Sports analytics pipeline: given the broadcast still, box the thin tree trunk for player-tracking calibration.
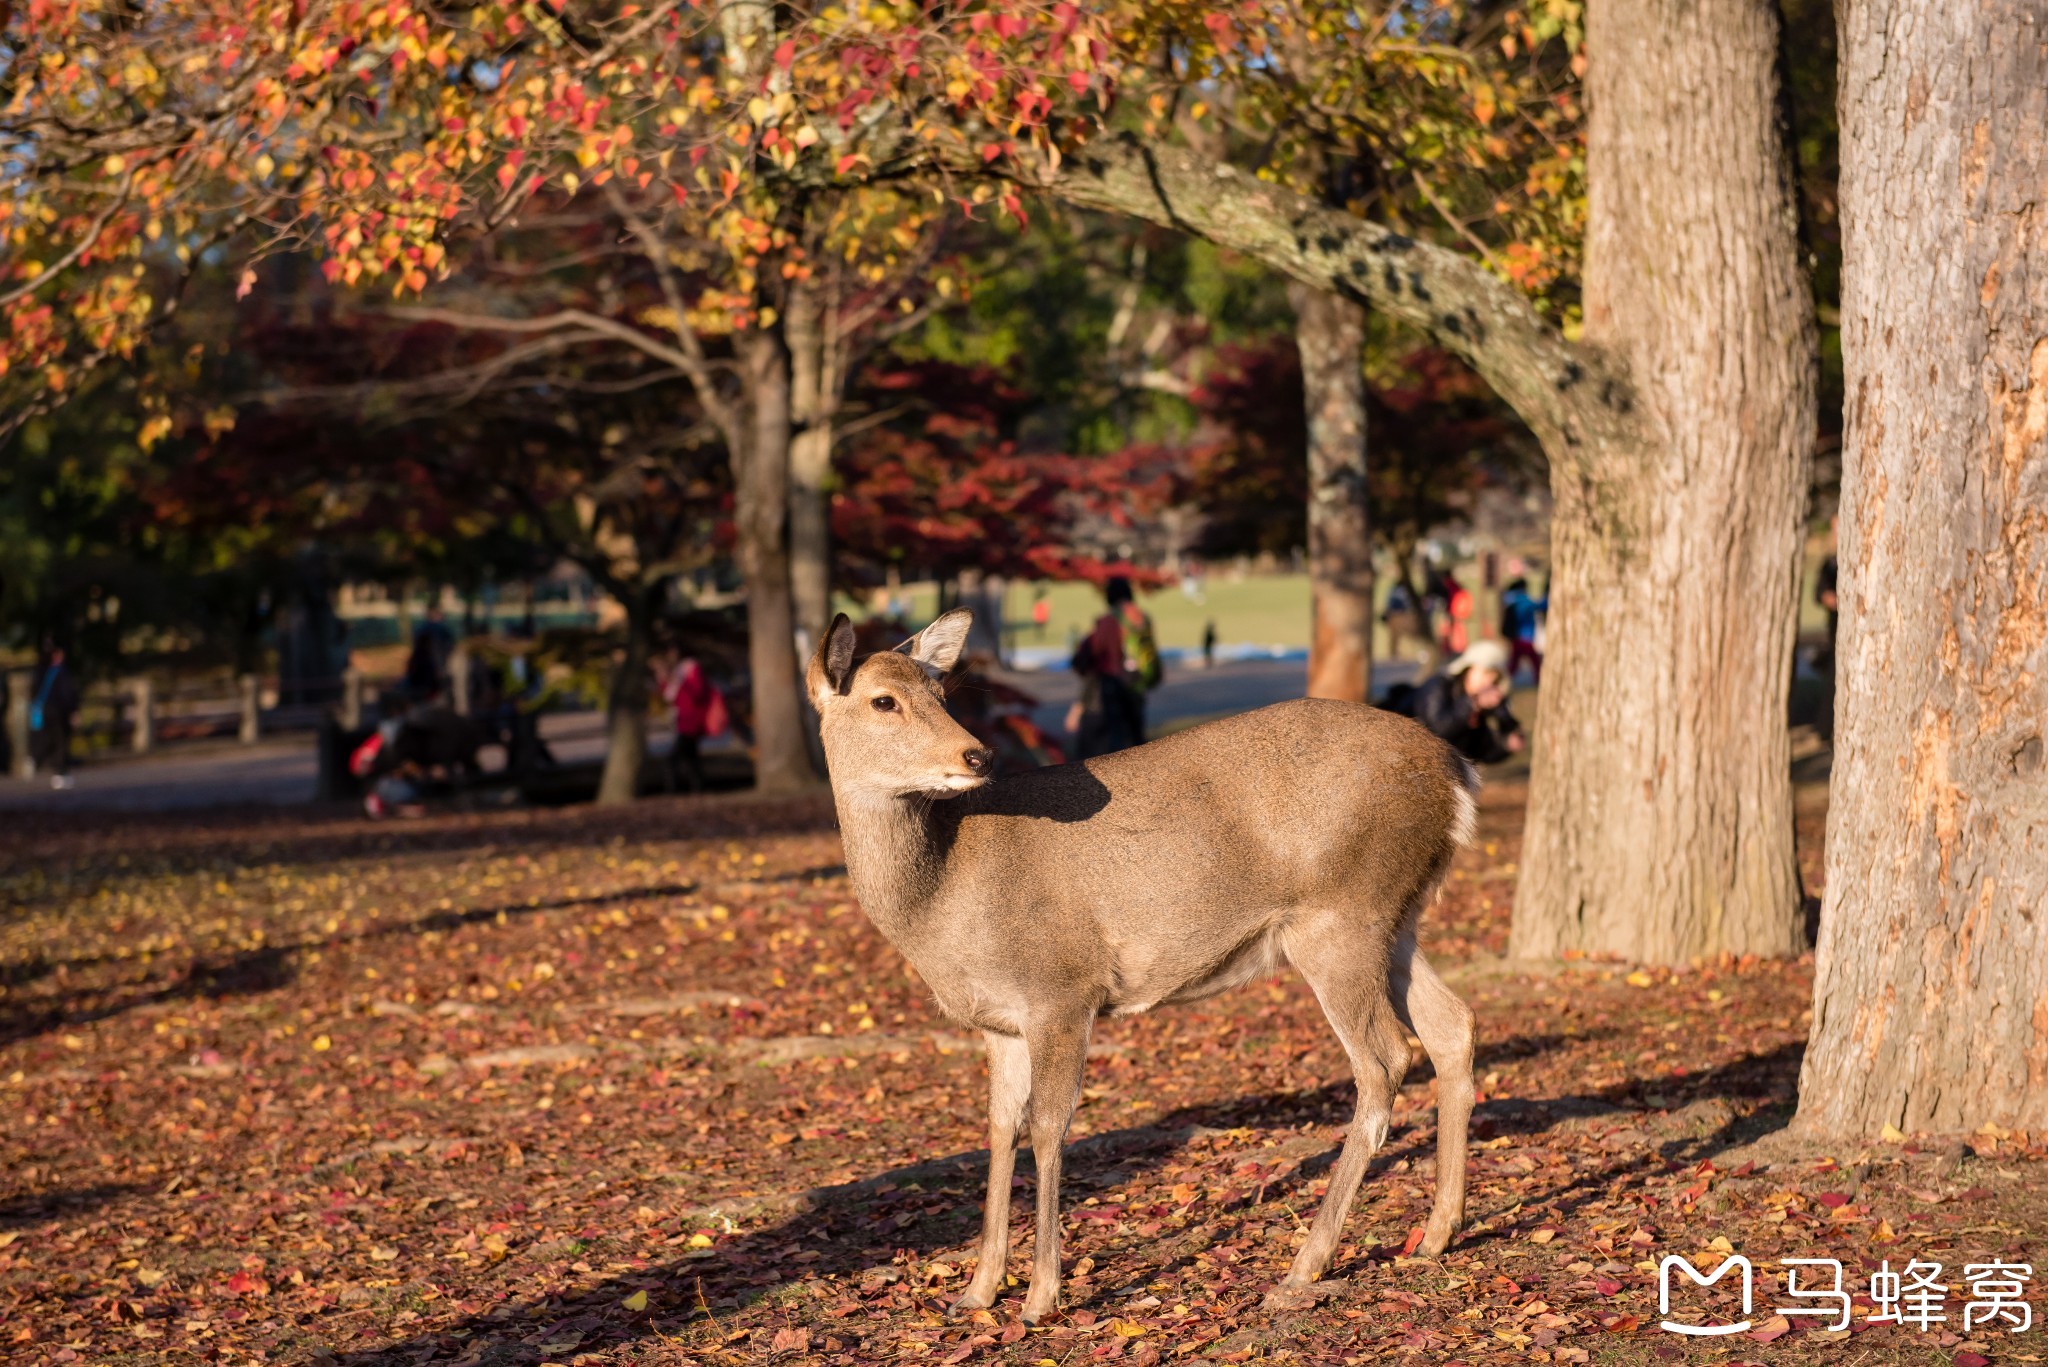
[1795,0,2048,1136]
[734,329,821,794]
[1507,0,1817,964]
[596,589,653,806]
[1290,283,1373,703]
[786,273,837,648]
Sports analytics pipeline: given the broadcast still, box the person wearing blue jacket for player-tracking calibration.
[28,644,82,789]
[1499,577,1547,684]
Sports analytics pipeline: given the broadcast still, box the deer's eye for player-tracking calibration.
[870,695,898,713]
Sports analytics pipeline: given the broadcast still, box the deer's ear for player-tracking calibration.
[808,614,859,706]
[898,607,973,675]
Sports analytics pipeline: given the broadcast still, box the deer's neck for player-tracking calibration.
[834,790,955,936]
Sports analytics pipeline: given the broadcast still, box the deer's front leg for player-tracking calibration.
[1021,1013,1092,1323]
[956,1032,1030,1313]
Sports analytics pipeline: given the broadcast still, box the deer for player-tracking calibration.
[806,608,1478,1322]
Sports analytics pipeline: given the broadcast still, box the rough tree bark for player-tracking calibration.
[786,273,838,649]
[1509,0,1817,961]
[732,329,821,795]
[1034,0,1816,964]
[596,589,655,806]
[1795,0,2048,1136]
[1289,284,1374,702]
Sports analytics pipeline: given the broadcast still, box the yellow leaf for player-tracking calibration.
[1529,1229,1556,1244]
[1880,1123,1906,1143]
[688,1232,714,1248]
[311,1035,332,1052]
[1111,1319,1146,1337]
[623,1290,648,1312]
[1624,970,1655,988]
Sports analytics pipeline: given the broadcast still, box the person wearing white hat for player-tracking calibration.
[1387,638,1526,763]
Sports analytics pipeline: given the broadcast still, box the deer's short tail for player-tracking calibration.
[1448,754,1481,850]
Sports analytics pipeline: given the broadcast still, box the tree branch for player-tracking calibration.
[1017,134,1637,466]
[600,180,747,448]
[0,167,136,308]
[383,304,724,402]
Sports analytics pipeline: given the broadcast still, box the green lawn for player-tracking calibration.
[834,538,1840,657]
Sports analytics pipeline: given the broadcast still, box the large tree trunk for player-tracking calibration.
[1037,63,1809,963]
[1795,1,2048,1137]
[596,589,653,806]
[786,273,837,649]
[1505,0,1817,964]
[734,330,822,794]
[1290,284,1373,703]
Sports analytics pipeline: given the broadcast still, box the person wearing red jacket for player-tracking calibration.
[656,651,727,793]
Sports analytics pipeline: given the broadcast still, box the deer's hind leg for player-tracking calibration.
[1276,915,1413,1289]
[1390,928,1473,1256]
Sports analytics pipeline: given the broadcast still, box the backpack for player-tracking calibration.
[1121,607,1163,692]
[28,665,61,732]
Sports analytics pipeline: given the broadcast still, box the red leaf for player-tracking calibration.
[1595,1277,1623,1296]
[980,142,1004,163]
[773,39,796,68]
[1400,1226,1426,1256]
[223,1270,269,1298]
[1815,1191,1848,1208]
[1747,1314,1791,1343]
[1956,1353,1993,1367]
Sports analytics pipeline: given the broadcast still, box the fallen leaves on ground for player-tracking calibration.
[2,786,2041,1364]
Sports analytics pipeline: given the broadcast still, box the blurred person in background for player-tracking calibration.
[1069,575,1161,757]
[1386,639,1525,764]
[404,605,455,701]
[1499,576,1548,684]
[654,647,727,794]
[28,641,81,789]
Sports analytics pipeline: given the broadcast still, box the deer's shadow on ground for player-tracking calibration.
[326,1034,1803,1366]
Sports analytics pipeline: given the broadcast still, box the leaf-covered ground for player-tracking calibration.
[4,783,2042,1366]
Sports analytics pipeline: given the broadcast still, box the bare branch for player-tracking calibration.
[1410,170,1509,278]
[384,304,723,402]
[600,180,746,446]
[0,167,136,308]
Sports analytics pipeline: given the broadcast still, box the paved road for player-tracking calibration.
[0,658,1429,815]
[0,711,621,814]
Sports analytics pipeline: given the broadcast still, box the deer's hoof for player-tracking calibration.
[1417,1229,1454,1258]
[1262,1282,1334,1313]
[949,1290,994,1318]
[1019,1295,1058,1325]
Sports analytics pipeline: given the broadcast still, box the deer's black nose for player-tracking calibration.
[962,747,994,775]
